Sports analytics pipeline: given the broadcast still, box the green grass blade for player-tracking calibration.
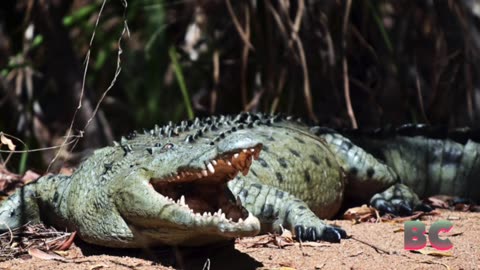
[367,1,393,53]
[169,46,194,120]
[18,147,28,174]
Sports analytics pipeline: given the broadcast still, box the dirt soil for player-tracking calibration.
[0,209,478,270]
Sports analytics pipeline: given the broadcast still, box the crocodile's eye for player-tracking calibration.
[163,143,174,150]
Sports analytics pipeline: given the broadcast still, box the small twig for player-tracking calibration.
[240,3,250,109]
[85,9,130,131]
[0,137,78,153]
[342,0,358,129]
[266,1,289,43]
[47,0,109,172]
[414,61,429,124]
[225,0,254,50]
[210,50,219,114]
[319,13,335,67]
[202,258,211,270]
[295,38,317,122]
[0,223,14,246]
[270,67,287,114]
[350,236,391,255]
[350,25,378,61]
[244,90,265,112]
[464,56,474,121]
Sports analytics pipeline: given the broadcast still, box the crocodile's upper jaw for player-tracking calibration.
[140,144,263,246]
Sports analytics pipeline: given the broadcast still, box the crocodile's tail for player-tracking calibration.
[0,174,70,232]
[309,127,399,202]
[0,183,41,231]
[342,125,480,201]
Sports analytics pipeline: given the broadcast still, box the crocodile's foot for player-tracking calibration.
[452,197,475,205]
[370,183,432,216]
[294,224,347,243]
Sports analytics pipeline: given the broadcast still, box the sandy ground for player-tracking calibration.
[0,209,478,270]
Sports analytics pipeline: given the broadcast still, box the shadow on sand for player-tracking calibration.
[78,240,262,270]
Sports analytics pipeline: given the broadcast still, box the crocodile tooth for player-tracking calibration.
[207,163,215,174]
[220,213,226,220]
[176,175,181,180]
[201,170,208,177]
[195,213,201,218]
[211,160,217,166]
[228,218,233,222]
[179,195,185,206]
[242,149,247,153]
[217,209,222,215]
[250,148,255,152]
[238,218,243,223]
[196,173,203,178]
[227,160,232,166]
[208,212,212,217]
[233,153,239,159]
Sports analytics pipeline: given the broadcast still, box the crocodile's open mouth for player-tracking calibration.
[150,144,262,224]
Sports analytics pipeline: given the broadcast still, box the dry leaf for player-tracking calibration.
[49,231,76,251]
[21,170,40,184]
[343,204,377,222]
[275,228,294,247]
[242,231,294,249]
[298,242,331,247]
[53,250,69,257]
[411,249,454,257]
[0,133,16,151]
[426,195,453,208]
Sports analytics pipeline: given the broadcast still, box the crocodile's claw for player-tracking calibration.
[294,225,347,243]
[370,183,432,216]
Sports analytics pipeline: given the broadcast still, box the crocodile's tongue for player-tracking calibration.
[150,144,261,222]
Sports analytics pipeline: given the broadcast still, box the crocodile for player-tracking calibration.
[0,113,479,248]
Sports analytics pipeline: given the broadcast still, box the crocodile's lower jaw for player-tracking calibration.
[128,210,260,247]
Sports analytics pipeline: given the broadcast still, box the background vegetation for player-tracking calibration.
[1,0,480,172]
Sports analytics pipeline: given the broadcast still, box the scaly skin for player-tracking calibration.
[1,113,479,247]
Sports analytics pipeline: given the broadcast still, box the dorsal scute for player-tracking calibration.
[112,112,304,151]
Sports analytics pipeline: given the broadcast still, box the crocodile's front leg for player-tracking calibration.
[229,178,346,242]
